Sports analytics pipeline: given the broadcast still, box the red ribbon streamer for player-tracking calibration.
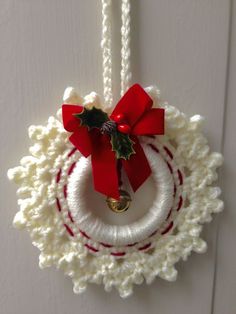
[62,84,164,199]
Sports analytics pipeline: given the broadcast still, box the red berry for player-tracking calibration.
[118,124,131,134]
[113,113,125,123]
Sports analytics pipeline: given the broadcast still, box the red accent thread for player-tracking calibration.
[138,242,152,251]
[178,170,183,185]
[63,185,67,198]
[110,252,126,257]
[100,242,113,248]
[79,229,91,239]
[64,224,74,236]
[177,196,183,211]
[149,229,158,238]
[56,198,61,212]
[166,209,172,220]
[56,169,61,183]
[164,146,173,159]
[126,242,138,247]
[166,161,173,174]
[85,243,99,253]
[68,162,76,175]
[149,143,159,153]
[67,147,77,157]
[161,221,174,235]
[174,184,177,196]
[68,211,74,223]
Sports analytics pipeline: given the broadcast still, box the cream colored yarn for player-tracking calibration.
[8,86,223,298]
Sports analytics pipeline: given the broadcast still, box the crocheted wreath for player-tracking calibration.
[8,85,223,298]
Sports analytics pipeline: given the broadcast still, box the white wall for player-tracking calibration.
[0,1,235,313]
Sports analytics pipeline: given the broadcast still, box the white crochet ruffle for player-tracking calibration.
[8,86,223,298]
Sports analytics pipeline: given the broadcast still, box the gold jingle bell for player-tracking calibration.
[106,190,132,213]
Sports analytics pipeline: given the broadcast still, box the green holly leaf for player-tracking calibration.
[111,132,135,160]
[74,107,109,129]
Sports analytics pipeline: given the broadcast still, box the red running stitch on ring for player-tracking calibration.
[56,169,61,183]
[149,229,158,238]
[166,209,172,220]
[79,229,91,239]
[68,162,76,175]
[63,185,67,198]
[177,196,183,211]
[85,243,99,253]
[67,147,77,157]
[68,211,74,223]
[164,146,174,159]
[56,197,62,212]
[149,143,159,153]
[166,161,173,174]
[138,242,152,251]
[100,242,113,248]
[126,242,138,247]
[178,169,183,185]
[57,143,182,254]
[111,252,126,257]
[64,223,74,236]
[174,184,177,197]
[161,221,174,235]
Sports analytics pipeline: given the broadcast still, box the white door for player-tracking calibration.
[1,1,235,313]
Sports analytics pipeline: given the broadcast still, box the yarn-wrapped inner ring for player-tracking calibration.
[67,144,174,246]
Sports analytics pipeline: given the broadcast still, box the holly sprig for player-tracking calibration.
[110,132,135,160]
[74,107,109,129]
[74,106,135,160]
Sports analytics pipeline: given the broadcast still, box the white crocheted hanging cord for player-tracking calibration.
[120,0,132,96]
[101,0,132,109]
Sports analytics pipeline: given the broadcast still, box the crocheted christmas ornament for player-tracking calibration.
[8,85,223,298]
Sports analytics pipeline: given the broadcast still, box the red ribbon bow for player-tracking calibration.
[62,84,164,199]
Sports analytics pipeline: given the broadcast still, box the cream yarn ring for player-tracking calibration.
[67,144,174,246]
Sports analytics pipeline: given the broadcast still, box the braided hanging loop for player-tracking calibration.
[121,0,132,96]
[101,0,113,109]
[101,0,132,107]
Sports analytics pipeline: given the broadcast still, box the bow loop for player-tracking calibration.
[110,84,153,127]
[62,104,83,132]
[131,108,165,135]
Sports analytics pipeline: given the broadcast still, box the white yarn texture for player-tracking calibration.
[67,146,174,246]
[8,85,223,298]
[101,0,132,108]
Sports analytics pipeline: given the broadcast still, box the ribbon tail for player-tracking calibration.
[122,137,151,192]
[91,130,120,200]
[62,104,84,131]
